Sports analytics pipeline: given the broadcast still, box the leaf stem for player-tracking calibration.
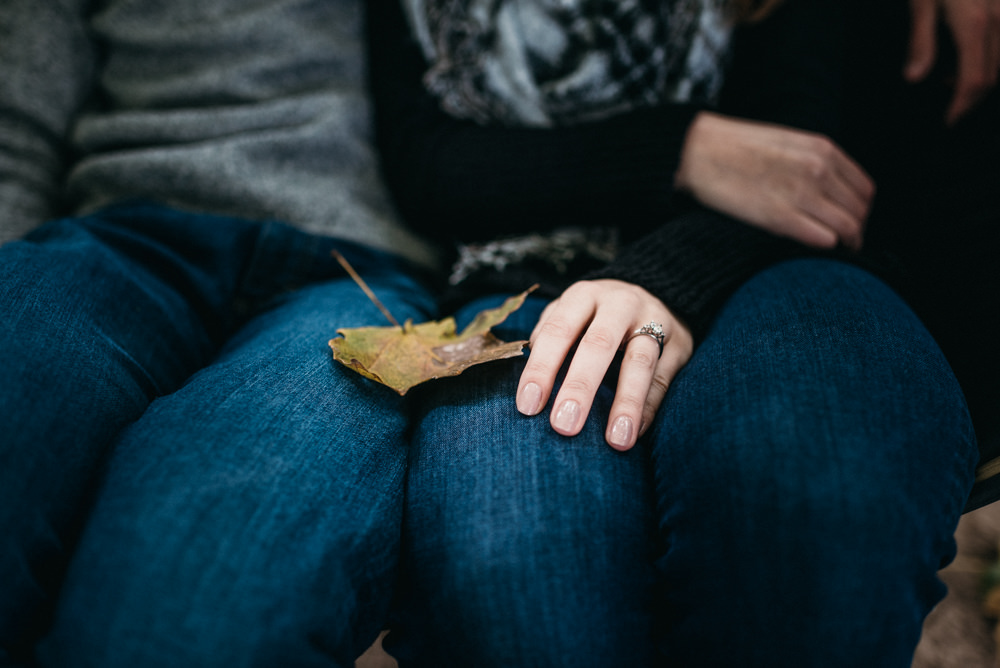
[331,249,402,330]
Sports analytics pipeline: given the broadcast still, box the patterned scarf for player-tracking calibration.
[403,0,735,126]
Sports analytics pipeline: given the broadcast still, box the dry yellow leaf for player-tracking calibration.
[329,286,536,395]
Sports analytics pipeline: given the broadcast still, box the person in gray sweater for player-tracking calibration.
[0,0,437,264]
[0,0,442,664]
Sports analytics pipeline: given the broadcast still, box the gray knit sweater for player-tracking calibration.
[0,0,440,269]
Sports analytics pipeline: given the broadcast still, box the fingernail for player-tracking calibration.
[517,382,542,415]
[553,400,580,433]
[609,416,634,449]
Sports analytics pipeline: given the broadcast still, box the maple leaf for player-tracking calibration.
[328,252,536,395]
[329,287,535,395]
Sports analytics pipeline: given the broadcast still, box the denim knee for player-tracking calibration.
[0,216,221,657]
[35,285,419,667]
[390,356,660,667]
[645,259,977,666]
[8,209,438,666]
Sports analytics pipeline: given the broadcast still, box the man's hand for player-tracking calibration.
[906,0,1000,124]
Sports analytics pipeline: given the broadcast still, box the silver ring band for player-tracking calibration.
[626,321,665,358]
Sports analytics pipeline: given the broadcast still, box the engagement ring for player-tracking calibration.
[626,321,665,358]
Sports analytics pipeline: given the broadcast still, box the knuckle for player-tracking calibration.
[805,134,834,155]
[538,317,575,341]
[560,376,596,396]
[624,346,658,370]
[616,290,643,312]
[563,280,597,300]
[648,373,672,399]
[615,393,647,415]
[580,327,619,351]
[803,153,830,180]
[815,134,837,154]
[523,357,558,379]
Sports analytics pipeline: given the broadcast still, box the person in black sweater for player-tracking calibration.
[367,0,1000,665]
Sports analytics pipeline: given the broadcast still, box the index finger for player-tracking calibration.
[516,304,591,416]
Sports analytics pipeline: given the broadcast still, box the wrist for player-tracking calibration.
[674,111,719,193]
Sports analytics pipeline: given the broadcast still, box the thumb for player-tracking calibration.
[906,0,939,81]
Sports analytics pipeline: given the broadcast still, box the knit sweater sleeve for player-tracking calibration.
[585,207,819,338]
[0,0,97,244]
[366,0,702,243]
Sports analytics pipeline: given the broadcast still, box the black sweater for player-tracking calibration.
[367,0,998,437]
[370,0,1000,455]
[367,0,848,338]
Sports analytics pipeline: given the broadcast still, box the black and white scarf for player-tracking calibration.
[403,0,734,127]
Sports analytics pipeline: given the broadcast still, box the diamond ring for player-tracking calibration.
[626,321,665,358]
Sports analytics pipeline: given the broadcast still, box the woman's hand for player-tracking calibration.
[515,280,693,451]
[906,0,1000,125]
[675,112,875,251]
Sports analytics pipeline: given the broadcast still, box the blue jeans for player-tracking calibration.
[0,204,435,666]
[386,261,978,666]
[0,205,977,666]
